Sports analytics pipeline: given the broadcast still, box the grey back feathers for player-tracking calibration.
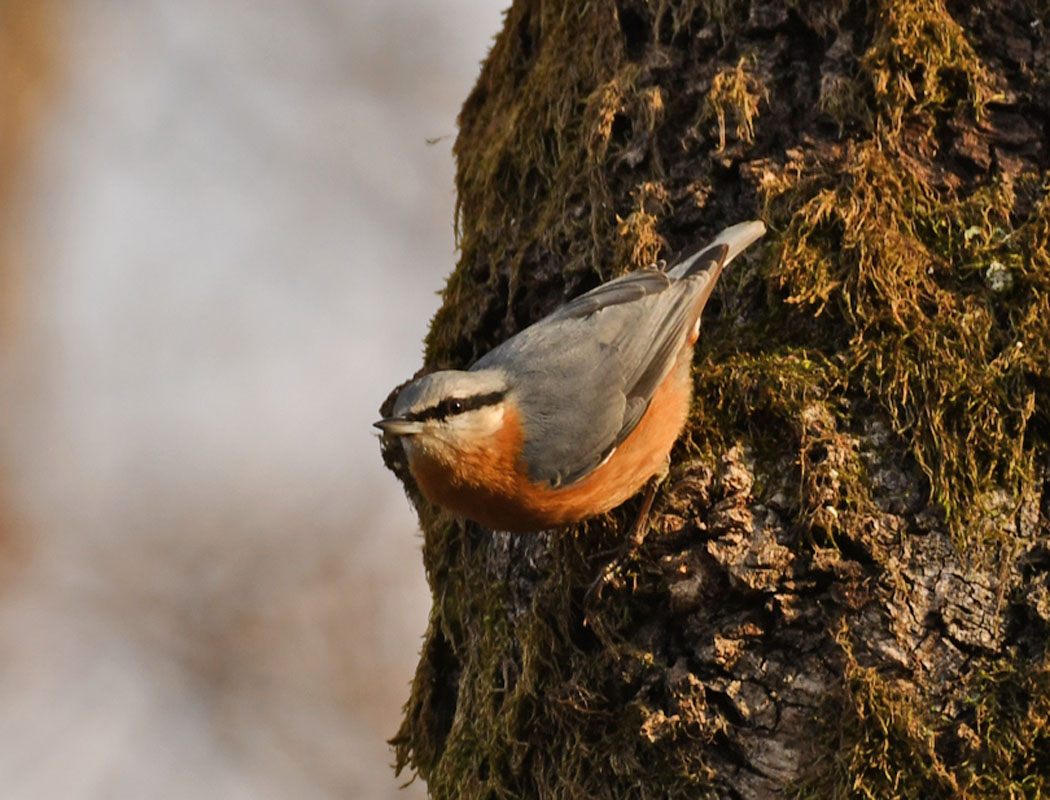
[471,219,766,487]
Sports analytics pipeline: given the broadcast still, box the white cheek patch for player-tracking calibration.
[450,404,505,440]
[408,404,506,460]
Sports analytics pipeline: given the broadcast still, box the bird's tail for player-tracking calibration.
[669,219,766,279]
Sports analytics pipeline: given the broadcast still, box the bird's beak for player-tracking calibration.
[373,417,424,436]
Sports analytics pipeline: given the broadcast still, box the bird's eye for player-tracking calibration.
[449,399,464,414]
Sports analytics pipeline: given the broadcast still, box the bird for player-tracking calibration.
[375,220,766,533]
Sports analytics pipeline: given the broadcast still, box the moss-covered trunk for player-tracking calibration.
[382,1,1050,796]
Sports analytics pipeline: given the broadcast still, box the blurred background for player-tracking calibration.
[0,1,504,797]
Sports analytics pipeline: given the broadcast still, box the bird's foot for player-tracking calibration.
[585,469,666,604]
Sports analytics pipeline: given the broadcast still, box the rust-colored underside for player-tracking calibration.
[409,347,693,532]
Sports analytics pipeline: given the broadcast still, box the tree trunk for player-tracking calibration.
[381,1,1050,797]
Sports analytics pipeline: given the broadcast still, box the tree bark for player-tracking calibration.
[382,1,1050,797]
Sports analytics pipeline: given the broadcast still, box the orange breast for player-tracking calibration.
[407,347,695,533]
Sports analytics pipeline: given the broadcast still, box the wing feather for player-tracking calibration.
[471,222,764,486]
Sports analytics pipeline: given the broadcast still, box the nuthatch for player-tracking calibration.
[376,220,766,533]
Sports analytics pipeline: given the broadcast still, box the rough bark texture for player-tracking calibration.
[381,1,1050,797]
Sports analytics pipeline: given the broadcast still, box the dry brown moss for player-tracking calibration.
[863,0,993,125]
[614,181,669,268]
[426,5,681,368]
[702,56,766,152]
[763,141,1045,548]
[817,0,993,130]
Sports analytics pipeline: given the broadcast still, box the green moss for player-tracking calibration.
[962,657,1050,797]
[763,142,1046,549]
[690,351,839,440]
[819,0,994,131]
[862,0,992,127]
[795,633,1050,799]
[425,6,676,368]
[396,521,725,798]
[397,0,1050,796]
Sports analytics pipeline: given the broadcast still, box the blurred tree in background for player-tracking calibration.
[0,0,54,562]
[384,0,1050,797]
[1,1,53,332]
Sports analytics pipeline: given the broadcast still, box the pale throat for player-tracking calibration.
[402,403,507,470]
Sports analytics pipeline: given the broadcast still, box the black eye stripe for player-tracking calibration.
[405,391,505,422]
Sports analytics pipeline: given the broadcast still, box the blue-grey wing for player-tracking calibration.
[545,267,671,321]
[472,258,724,487]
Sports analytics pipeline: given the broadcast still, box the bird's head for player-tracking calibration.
[375,369,510,463]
